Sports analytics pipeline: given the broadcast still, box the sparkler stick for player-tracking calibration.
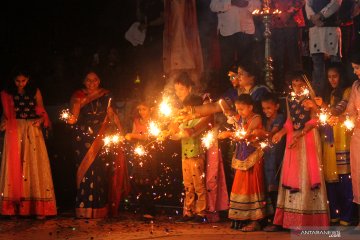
[302,74,317,99]
[107,98,112,108]
[219,99,239,128]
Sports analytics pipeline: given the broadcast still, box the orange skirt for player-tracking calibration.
[228,157,268,220]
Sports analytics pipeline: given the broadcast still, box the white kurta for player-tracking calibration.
[305,0,342,56]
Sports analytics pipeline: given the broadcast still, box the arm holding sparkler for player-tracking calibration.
[272,127,287,144]
[178,99,233,122]
[125,132,148,141]
[169,115,211,141]
[343,81,360,130]
[67,96,80,124]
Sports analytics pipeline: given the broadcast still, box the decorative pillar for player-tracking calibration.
[253,1,281,90]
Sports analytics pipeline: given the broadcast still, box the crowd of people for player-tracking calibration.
[1,0,360,234]
[0,52,360,231]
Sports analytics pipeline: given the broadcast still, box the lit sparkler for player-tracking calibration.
[344,117,355,131]
[234,128,247,139]
[59,109,72,121]
[201,131,215,149]
[259,141,269,149]
[159,98,172,117]
[290,87,310,101]
[134,145,147,157]
[148,121,161,137]
[103,134,123,147]
[319,110,330,125]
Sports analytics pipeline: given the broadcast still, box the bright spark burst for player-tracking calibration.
[59,109,72,121]
[234,128,247,139]
[259,141,268,149]
[344,117,355,131]
[201,131,215,149]
[149,121,161,137]
[319,110,329,125]
[290,88,310,100]
[159,99,172,117]
[134,145,146,156]
[103,134,123,147]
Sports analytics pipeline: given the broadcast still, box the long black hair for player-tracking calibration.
[5,68,37,97]
[324,62,348,105]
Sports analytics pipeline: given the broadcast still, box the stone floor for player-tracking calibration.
[0,213,291,240]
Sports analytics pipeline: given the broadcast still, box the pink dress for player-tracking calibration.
[346,80,360,204]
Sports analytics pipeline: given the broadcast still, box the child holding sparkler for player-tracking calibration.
[125,101,158,219]
[218,94,267,232]
[316,63,354,226]
[271,72,329,229]
[170,72,210,224]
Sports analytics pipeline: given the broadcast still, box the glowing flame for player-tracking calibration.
[111,134,121,144]
[103,134,122,147]
[103,136,111,146]
[202,131,215,149]
[134,145,146,156]
[344,118,355,131]
[234,128,247,139]
[259,141,268,149]
[319,111,329,125]
[159,99,172,117]
[149,121,161,137]
[60,109,71,121]
[302,88,310,96]
[290,88,310,100]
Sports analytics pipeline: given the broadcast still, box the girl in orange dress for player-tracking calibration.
[218,94,267,231]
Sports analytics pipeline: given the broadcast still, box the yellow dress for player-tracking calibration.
[323,88,352,182]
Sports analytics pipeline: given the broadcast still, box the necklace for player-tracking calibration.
[90,99,99,115]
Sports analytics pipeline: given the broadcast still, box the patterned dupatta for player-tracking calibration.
[281,98,321,192]
[0,91,23,203]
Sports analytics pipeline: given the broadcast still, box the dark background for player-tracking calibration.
[0,0,140,104]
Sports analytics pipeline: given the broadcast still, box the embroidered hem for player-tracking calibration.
[232,148,263,170]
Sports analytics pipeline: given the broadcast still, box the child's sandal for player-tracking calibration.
[241,221,261,232]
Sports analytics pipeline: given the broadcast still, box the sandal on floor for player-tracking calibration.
[230,220,242,230]
[263,224,281,232]
[241,221,261,232]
